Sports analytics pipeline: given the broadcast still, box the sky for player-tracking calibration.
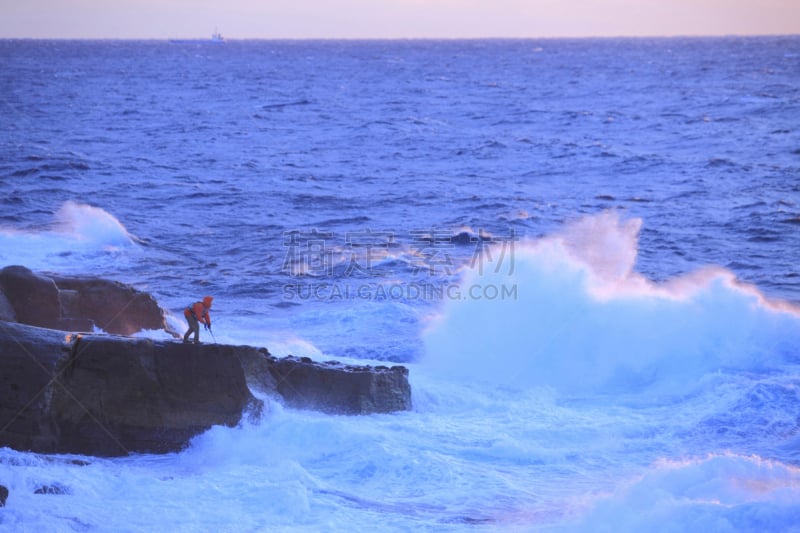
[1,0,798,39]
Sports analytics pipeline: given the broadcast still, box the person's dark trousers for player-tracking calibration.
[184,314,200,343]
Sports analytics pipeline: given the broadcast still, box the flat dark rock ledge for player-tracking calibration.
[0,265,412,457]
[264,355,411,415]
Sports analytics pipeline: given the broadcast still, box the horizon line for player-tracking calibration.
[2,32,799,42]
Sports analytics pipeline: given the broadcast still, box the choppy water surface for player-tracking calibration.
[1,37,799,531]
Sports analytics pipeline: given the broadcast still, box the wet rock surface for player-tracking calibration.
[0,321,257,456]
[0,265,174,336]
[0,321,412,457]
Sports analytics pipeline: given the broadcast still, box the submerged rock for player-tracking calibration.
[33,483,70,495]
[0,485,7,507]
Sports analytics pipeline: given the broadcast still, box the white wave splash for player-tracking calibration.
[0,201,136,269]
[423,211,800,396]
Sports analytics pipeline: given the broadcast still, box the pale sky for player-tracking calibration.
[1,0,798,39]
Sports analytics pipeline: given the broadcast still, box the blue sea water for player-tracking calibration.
[1,37,800,531]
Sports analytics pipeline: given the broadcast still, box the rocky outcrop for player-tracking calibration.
[0,267,412,456]
[234,349,411,414]
[267,356,411,414]
[0,289,16,322]
[0,485,7,507]
[0,321,258,456]
[0,266,60,329]
[51,273,171,335]
[0,321,67,453]
[0,320,412,457]
[0,265,174,336]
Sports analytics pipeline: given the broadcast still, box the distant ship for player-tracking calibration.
[169,31,225,44]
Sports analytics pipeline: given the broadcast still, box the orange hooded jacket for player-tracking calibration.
[184,296,213,326]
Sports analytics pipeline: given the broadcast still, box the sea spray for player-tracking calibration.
[0,37,798,532]
[568,454,800,532]
[54,200,135,249]
[423,212,800,396]
[0,201,136,271]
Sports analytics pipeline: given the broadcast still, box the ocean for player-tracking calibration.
[1,37,799,531]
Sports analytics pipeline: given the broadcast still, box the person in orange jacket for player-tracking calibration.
[183,296,213,343]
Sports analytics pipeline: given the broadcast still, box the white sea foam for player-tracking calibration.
[2,212,798,532]
[0,201,136,270]
[54,201,135,248]
[570,454,800,532]
[1,37,798,532]
[423,211,800,396]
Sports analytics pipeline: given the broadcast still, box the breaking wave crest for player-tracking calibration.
[423,211,800,395]
[0,201,136,269]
